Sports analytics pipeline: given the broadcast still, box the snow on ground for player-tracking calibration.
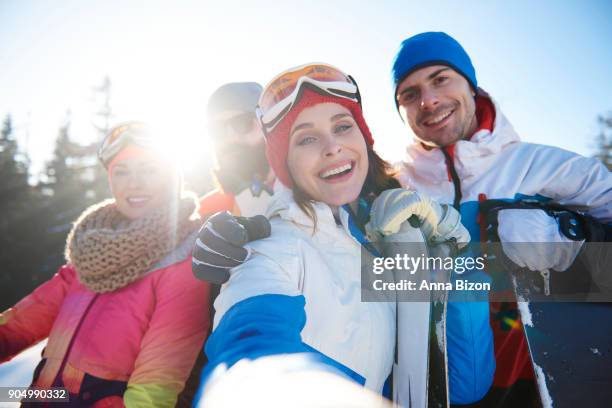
[0,341,46,408]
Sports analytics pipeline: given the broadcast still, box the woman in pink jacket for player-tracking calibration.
[0,122,211,407]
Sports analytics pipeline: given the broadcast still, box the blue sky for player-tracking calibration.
[1,0,611,177]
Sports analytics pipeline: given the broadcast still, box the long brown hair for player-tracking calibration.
[292,145,400,230]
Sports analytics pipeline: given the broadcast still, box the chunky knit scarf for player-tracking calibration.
[65,193,202,293]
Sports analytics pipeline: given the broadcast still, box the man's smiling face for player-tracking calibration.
[396,65,478,147]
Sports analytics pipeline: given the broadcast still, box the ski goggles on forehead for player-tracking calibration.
[257,63,361,135]
[98,122,155,167]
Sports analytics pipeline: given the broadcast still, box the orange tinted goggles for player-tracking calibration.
[257,63,360,134]
[98,122,153,167]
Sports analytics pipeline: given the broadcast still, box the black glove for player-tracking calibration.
[192,211,271,284]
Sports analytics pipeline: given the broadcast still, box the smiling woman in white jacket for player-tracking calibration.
[196,63,472,405]
[211,185,396,392]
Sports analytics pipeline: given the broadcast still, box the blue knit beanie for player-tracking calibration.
[391,32,477,109]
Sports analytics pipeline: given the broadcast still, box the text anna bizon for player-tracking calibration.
[372,279,491,291]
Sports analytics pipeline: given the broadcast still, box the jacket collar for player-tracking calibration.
[267,184,356,242]
[402,91,521,181]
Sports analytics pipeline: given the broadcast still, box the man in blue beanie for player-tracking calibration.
[392,32,478,149]
[391,31,612,406]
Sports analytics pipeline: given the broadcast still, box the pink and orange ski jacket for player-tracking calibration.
[0,238,211,407]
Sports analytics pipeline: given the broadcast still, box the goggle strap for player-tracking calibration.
[264,101,294,134]
[347,75,362,105]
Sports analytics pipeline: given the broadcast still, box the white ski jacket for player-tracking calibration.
[398,95,611,223]
[208,187,396,394]
[396,92,612,404]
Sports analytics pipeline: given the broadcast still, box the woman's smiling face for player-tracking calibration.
[287,103,368,207]
[109,155,178,219]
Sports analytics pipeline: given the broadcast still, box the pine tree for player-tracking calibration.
[43,120,81,190]
[33,79,116,286]
[593,112,612,170]
[34,118,105,293]
[2,78,114,309]
[0,115,29,203]
[0,114,41,309]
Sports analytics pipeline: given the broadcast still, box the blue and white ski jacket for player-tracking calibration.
[397,92,612,404]
[201,188,396,395]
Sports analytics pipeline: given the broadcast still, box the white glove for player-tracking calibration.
[365,188,470,247]
[498,209,584,272]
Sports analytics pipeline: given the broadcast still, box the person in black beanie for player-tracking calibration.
[199,82,275,218]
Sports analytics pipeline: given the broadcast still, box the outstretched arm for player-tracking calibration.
[0,265,75,362]
[196,247,365,403]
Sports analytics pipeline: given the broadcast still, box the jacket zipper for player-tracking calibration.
[51,294,99,388]
[441,147,462,211]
